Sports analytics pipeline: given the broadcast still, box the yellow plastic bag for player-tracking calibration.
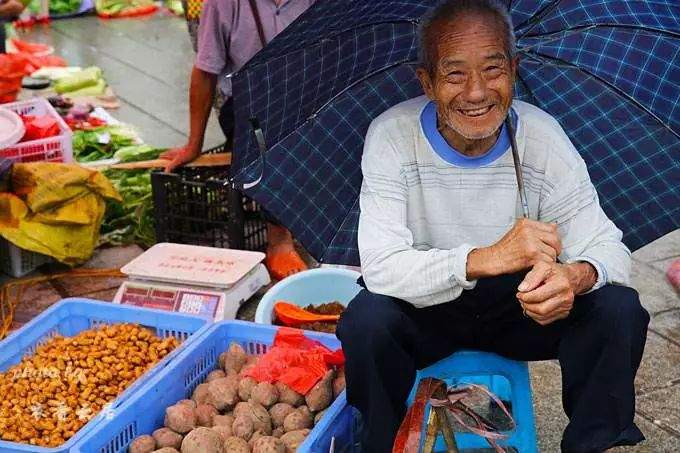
[0,163,121,265]
[11,162,120,213]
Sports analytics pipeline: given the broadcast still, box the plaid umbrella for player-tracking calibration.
[231,0,680,266]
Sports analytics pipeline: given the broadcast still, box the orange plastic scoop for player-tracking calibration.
[274,301,340,326]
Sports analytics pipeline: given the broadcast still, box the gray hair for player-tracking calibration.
[418,0,517,74]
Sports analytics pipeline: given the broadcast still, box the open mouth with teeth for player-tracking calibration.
[458,105,495,117]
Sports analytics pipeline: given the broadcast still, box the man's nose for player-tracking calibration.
[464,71,487,103]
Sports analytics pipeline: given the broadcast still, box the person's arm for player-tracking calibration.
[162,0,230,172]
[516,122,630,325]
[0,0,24,17]
[538,125,631,294]
[359,120,560,307]
[162,67,217,172]
[358,121,476,307]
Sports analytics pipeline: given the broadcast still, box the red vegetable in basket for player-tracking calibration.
[10,39,51,55]
[20,115,60,142]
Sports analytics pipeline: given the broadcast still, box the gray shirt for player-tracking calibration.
[195,0,315,97]
[359,96,631,307]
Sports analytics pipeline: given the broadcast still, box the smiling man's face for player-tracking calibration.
[418,12,516,150]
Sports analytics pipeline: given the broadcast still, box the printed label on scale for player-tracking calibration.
[119,285,220,320]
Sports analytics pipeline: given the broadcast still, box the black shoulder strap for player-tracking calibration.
[247,0,267,48]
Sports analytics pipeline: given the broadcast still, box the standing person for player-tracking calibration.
[337,1,649,451]
[162,0,315,280]
[0,0,25,53]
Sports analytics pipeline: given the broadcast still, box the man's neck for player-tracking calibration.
[437,118,501,158]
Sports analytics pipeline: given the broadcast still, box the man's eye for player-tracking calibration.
[486,66,500,72]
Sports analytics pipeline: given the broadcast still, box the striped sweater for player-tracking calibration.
[358,96,631,307]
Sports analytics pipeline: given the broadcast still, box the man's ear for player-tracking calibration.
[510,55,519,82]
[416,67,436,100]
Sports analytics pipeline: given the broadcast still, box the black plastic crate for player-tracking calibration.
[151,146,267,251]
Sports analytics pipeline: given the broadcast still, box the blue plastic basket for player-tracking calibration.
[73,321,359,453]
[0,298,209,453]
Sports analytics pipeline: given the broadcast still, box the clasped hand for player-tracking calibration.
[490,219,575,325]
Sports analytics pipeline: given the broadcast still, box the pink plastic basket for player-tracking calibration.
[0,98,73,163]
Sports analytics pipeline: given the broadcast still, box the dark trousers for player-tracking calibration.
[336,273,650,453]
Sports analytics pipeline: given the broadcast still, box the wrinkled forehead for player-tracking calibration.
[431,13,510,68]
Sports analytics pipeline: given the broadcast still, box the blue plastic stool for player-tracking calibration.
[407,350,538,452]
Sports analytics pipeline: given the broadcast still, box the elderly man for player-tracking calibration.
[162,0,314,280]
[336,1,649,451]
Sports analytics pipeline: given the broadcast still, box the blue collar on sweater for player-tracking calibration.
[420,101,517,168]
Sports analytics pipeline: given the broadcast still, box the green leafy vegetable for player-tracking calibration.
[73,125,138,162]
[49,0,82,14]
[113,144,164,163]
[100,169,155,247]
[54,67,103,94]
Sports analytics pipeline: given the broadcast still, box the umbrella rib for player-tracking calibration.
[522,23,680,42]
[309,59,418,119]
[515,0,564,39]
[320,195,361,264]
[234,59,418,181]
[233,20,419,76]
[523,50,680,140]
[516,74,542,107]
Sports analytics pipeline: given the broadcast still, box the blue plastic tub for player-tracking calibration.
[73,321,359,453]
[255,267,362,324]
[0,298,209,453]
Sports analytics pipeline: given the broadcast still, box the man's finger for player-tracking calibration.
[518,263,552,292]
[538,231,562,256]
[533,310,570,326]
[159,149,180,160]
[521,294,563,317]
[523,219,558,234]
[538,243,557,262]
[518,278,562,304]
[521,300,570,325]
[164,157,182,173]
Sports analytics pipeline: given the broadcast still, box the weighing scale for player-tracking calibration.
[114,243,271,321]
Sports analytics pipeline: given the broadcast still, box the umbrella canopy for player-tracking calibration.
[231,0,680,266]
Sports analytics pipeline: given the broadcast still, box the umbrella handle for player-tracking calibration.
[506,115,530,218]
[225,117,266,190]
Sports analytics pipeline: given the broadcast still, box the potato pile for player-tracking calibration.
[0,323,178,448]
[129,343,346,453]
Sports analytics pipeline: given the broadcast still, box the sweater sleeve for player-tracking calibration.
[358,120,477,307]
[538,124,631,291]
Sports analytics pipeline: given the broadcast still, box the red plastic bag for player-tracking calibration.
[10,39,52,56]
[244,327,345,395]
[20,115,60,142]
[0,54,31,103]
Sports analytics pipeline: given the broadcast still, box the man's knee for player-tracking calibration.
[337,290,409,353]
[586,285,650,330]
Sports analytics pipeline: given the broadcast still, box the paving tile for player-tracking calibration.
[650,309,680,346]
[53,275,126,297]
[635,330,680,396]
[529,360,567,452]
[610,415,680,452]
[631,261,679,316]
[80,288,119,302]
[633,230,680,265]
[82,244,144,269]
[530,360,680,452]
[9,281,62,329]
[637,385,680,436]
